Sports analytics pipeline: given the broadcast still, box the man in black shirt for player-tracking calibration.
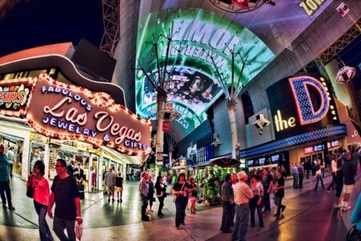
[48,159,82,241]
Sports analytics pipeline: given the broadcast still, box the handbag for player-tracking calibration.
[26,177,33,198]
[346,225,361,241]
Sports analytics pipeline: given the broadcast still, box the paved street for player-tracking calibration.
[0,175,354,241]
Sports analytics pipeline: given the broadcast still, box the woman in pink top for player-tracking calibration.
[28,160,53,241]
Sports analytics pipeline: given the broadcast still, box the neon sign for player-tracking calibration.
[27,74,151,156]
[136,9,274,133]
[274,110,296,132]
[289,76,330,125]
[0,79,34,117]
[267,75,339,140]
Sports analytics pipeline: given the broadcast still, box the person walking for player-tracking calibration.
[249,175,264,228]
[172,173,190,229]
[327,155,337,191]
[342,146,358,211]
[0,144,14,210]
[297,163,304,189]
[6,146,14,178]
[104,166,116,203]
[139,172,150,221]
[48,159,82,241]
[262,169,273,213]
[232,171,253,241]
[147,174,155,213]
[290,164,299,189]
[334,153,344,209]
[155,175,167,217]
[188,177,197,214]
[28,161,53,241]
[115,171,123,203]
[274,169,286,219]
[220,174,234,233]
[314,160,325,191]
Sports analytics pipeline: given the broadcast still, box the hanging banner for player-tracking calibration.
[26,74,151,156]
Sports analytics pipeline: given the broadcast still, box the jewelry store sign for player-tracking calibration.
[26,74,151,156]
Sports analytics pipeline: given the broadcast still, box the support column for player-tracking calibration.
[112,0,141,112]
[44,141,50,180]
[22,133,31,180]
[155,94,166,175]
[227,101,238,159]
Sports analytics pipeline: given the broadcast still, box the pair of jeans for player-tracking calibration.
[292,174,299,188]
[232,204,249,241]
[327,173,336,190]
[175,197,187,227]
[0,181,13,208]
[299,175,304,188]
[220,201,234,232]
[53,216,75,241]
[314,175,325,190]
[158,196,165,215]
[34,201,53,241]
[141,195,148,219]
[249,196,263,227]
[263,193,271,212]
[275,196,285,216]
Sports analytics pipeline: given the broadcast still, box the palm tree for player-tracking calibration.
[210,47,251,159]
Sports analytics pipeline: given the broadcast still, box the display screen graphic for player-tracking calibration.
[136,9,274,135]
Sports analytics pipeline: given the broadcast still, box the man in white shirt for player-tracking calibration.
[6,147,15,178]
[232,171,254,241]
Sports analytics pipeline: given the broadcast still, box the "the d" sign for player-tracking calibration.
[289,76,330,126]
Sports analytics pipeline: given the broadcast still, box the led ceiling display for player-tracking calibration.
[136,9,274,135]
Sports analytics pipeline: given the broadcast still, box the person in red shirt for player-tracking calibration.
[28,160,53,241]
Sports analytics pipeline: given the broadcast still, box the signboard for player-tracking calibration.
[267,75,340,140]
[26,74,151,156]
[136,9,274,134]
[0,79,34,117]
[299,0,327,16]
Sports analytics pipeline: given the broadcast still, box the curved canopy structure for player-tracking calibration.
[136,8,274,135]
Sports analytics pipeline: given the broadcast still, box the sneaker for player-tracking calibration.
[8,206,15,211]
[2,204,6,208]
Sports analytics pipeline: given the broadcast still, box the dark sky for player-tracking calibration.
[0,0,104,56]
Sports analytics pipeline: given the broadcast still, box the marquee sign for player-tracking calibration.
[267,75,339,140]
[0,79,34,117]
[26,74,151,156]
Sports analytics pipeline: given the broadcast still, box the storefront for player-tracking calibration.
[240,74,347,173]
[0,43,152,191]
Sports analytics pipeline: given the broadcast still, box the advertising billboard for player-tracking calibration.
[136,9,274,135]
[267,75,340,140]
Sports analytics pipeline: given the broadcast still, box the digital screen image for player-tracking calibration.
[247,160,254,166]
[136,9,274,135]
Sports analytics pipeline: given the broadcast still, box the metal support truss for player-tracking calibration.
[320,18,361,65]
[100,0,120,57]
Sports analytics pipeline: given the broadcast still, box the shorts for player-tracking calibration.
[115,187,123,193]
[106,186,115,193]
[344,184,354,194]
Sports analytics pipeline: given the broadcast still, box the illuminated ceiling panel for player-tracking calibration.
[136,9,274,135]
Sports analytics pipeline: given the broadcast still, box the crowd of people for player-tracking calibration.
[2,139,361,241]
